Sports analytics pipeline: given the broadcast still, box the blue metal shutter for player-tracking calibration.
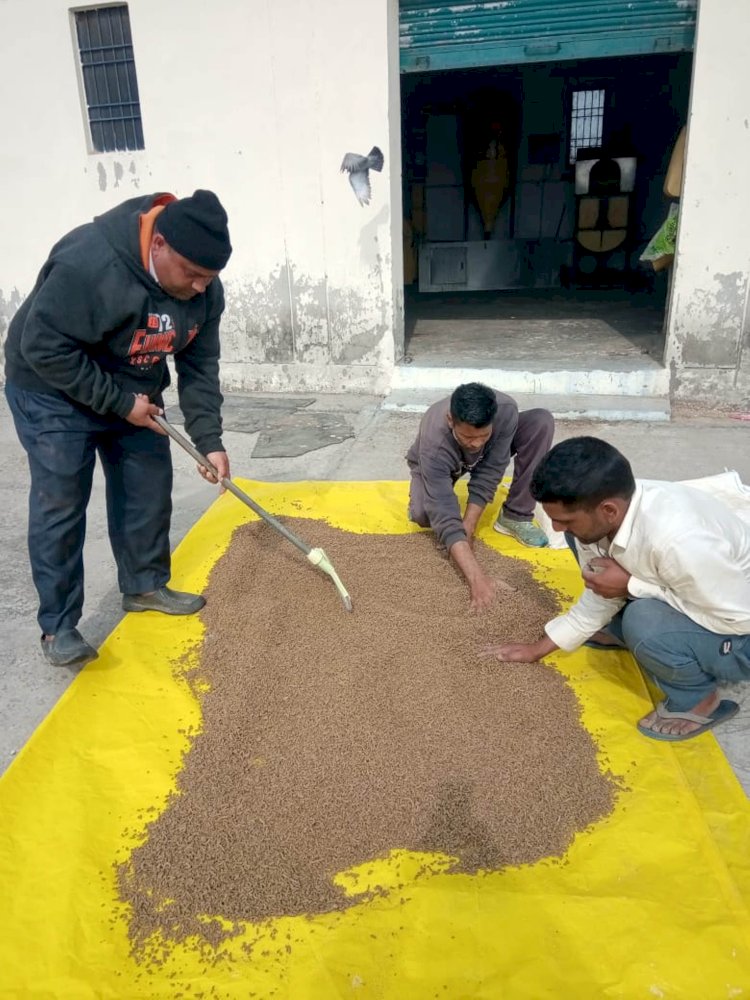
[400,0,697,72]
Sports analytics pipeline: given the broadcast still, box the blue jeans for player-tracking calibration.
[6,383,173,634]
[620,599,750,711]
[565,533,750,711]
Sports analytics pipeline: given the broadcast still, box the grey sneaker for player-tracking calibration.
[122,586,206,616]
[40,628,98,668]
[493,511,549,548]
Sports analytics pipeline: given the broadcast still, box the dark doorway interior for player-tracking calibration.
[401,52,692,367]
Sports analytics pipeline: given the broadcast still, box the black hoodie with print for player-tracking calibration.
[4,193,225,454]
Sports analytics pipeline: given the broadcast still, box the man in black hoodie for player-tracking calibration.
[4,189,233,668]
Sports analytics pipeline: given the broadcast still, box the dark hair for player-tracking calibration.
[531,436,636,508]
[449,383,498,428]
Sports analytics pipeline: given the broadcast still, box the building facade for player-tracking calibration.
[0,0,748,404]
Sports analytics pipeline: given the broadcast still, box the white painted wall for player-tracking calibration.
[10,0,747,404]
[0,0,402,393]
[665,0,750,398]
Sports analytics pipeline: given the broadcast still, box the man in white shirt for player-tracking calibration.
[484,436,750,742]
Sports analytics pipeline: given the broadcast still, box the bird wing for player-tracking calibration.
[348,169,371,206]
[340,152,368,174]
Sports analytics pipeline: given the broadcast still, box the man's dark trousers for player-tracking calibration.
[5,383,172,635]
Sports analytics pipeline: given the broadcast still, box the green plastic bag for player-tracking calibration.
[640,203,679,264]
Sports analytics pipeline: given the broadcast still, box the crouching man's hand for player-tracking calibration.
[480,635,558,663]
[582,556,630,599]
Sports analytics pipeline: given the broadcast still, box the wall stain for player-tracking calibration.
[676,271,747,367]
[289,269,329,365]
[97,163,107,192]
[223,265,295,364]
[223,260,389,368]
[358,205,389,270]
[0,287,24,352]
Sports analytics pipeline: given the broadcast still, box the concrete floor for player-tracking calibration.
[404,288,667,368]
[2,390,750,795]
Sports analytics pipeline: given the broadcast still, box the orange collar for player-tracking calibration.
[138,193,176,270]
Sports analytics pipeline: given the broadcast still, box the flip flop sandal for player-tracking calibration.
[637,699,740,742]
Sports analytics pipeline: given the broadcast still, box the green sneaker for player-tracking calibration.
[493,512,549,548]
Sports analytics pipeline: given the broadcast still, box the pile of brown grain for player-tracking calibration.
[118,519,616,950]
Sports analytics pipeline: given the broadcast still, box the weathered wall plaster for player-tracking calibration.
[0,0,401,393]
[3,0,748,401]
[666,0,750,401]
[0,289,24,355]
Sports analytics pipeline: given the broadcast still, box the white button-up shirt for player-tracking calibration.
[545,481,750,652]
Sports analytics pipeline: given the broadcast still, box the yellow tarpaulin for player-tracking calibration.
[2,480,750,999]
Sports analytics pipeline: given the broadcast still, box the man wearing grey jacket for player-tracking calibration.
[406,383,554,610]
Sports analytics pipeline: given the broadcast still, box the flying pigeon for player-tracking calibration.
[340,146,384,206]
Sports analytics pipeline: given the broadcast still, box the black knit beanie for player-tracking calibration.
[157,189,232,270]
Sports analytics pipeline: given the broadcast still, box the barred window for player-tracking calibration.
[73,5,144,152]
[569,89,605,164]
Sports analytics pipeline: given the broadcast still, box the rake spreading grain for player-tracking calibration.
[119,519,616,950]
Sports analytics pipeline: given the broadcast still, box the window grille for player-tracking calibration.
[569,89,605,164]
[74,5,144,152]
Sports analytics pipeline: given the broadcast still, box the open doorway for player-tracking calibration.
[400,53,692,371]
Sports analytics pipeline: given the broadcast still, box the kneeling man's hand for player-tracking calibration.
[470,572,496,611]
[470,572,516,612]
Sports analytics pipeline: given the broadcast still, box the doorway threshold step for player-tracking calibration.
[382,389,670,422]
[392,363,669,397]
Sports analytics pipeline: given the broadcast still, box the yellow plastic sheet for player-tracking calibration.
[2,479,750,999]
